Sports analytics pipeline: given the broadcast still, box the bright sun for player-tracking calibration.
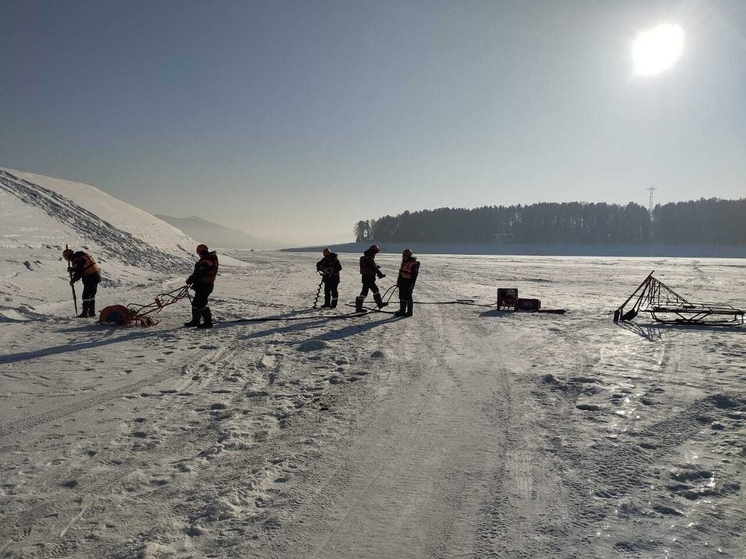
[632,23,685,76]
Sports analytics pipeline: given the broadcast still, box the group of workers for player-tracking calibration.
[62,243,418,327]
[63,244,219,328]
[317,244,420,317]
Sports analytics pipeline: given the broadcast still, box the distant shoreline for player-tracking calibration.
[279,242,746,258]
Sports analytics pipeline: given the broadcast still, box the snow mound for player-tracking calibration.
[0,169,192,273]
[297,339,330,352]
[0,167,245,319]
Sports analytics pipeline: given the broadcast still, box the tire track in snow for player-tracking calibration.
[259,275,519,559]
[51,334,334,559]
[0,336,259,557]
[514,296,746,557]
[0,370,176,439]
[390,276,571,558]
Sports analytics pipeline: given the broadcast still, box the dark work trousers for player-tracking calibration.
[398,281,415,303]
[324,277,339,303]
[359,275,380,297]
[191,283,214,311]
[81,273,101,305]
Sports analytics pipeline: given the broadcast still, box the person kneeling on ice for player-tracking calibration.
[63,248,101,318]
[316,247,342,308]
[395,248,419,317]
[356,244,387,312]
[184,244,218,329]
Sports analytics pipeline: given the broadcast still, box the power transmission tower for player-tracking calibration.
[647,185,657,215]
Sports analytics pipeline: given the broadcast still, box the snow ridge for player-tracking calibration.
[0,169,191,274]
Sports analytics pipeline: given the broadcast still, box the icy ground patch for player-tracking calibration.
[1,252,745,558]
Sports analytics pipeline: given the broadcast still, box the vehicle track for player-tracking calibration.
[0,334,265,557]
[233,275,574,559]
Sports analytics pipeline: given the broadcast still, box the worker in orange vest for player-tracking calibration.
[184,244,218,328]
[395,248,420,317]
[63,248,101,318]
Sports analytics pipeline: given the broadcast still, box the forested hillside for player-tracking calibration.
[355,199,746,245]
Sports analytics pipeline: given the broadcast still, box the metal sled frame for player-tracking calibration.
[614,272,745,325]
[117,285,192,326]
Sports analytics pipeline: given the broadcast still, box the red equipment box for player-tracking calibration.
[515,298,541,311]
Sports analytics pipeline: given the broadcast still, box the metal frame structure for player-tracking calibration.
[128,285,192,324]
[101,285,192,326]
[613,271,744,325]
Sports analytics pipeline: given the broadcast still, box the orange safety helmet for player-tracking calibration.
[369,244,380,253]
[196,244,209,254]
[323,247,331,256]
[62,248,74,260]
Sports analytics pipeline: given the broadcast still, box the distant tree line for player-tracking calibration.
[354,199,746,245]
[652,198,746,245]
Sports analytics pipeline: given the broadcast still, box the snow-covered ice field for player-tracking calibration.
[1,168,745,558]
[2,251,745,558]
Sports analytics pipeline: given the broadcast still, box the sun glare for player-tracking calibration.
[632,23,685,76]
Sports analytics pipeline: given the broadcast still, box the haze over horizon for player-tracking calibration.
[2,0,745,243]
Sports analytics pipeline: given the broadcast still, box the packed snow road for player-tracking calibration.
[1,252,745,558]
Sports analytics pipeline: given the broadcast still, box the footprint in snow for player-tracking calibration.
[297,340,329,352]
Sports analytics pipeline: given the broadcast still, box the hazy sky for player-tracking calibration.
[2,0,744,244]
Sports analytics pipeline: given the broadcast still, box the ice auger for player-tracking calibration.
[98,285,191,326]
[312,273,324,309]
[65,244,78,316]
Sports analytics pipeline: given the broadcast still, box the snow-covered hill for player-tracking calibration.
[0,167,244,319]
[155,214,287,250]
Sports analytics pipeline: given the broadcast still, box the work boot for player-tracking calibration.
[78,301,90,318]
[373,293,388,309]
[355,296,365,313]
[184,309,200,327]
[405,301,413,317]
[197,308,213,329]
[330,298,338,309]
[88,301,96,317]
[394,301,406,317]
[320,295,331,308]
